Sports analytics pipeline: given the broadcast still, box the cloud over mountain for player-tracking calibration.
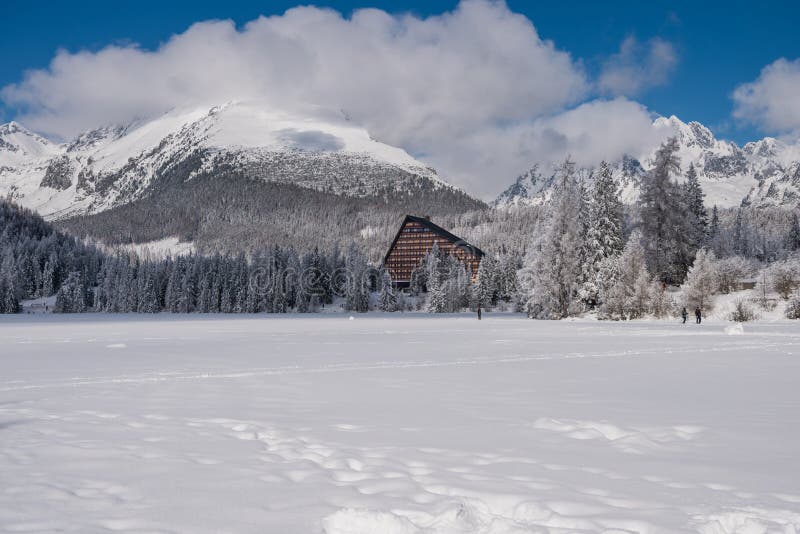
[2,2,586,138]
[0,1,677,197]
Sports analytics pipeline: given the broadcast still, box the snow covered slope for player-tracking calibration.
[0,102,450,220]
[1,315,799,532]
[494,116,800,209]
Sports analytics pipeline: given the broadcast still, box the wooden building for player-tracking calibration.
[383,215,484,286]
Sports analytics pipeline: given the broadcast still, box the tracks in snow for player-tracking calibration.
[2,339,797,393]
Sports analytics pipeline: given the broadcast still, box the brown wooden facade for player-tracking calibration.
[383,215,484,286]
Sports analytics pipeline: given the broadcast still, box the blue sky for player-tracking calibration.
[2,0,797,143]
[1,1,799,196]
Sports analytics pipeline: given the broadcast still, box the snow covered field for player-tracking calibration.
[1,314,799,533]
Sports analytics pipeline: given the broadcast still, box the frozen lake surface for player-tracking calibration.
[1,314,799,533]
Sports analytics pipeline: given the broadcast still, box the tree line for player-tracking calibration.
[2,136,799,318]
[517,138,800,320]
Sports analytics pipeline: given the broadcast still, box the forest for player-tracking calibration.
[1,138,799,319]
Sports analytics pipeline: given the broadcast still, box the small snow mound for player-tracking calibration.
[349,316,355,321]
[532,417,702,454]
[106,343,127,349]
[323,508,419,534]
[724,324,744,336]
[693,506,800,534]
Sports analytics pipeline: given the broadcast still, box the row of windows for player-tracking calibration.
[386,258,480,268]
[388,253,479,263]
[387,248,480,258]
[394,237,443,245]
[389,247,475,255]
[391,241,477,252]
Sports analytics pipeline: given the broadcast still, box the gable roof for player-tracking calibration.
[383,214,485,265]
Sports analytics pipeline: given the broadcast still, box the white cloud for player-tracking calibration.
[1,1,674,198]
[732,58,800,134]
[598,36,677,96]
[2,2,586,140]
[426,98,667,195]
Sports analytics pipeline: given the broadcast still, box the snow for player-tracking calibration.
[6,179,92,221]
[0,122,80,217]
[0,101,443,219]
[360,225,380,239]
[0,123,60,164]
[113,236,196,259]
[496,114,800,210]
[19,295,57,314]
[86,107,209,174]
[698,288,790,323]
[1,314,799,533]
[724,323,744,335]
[204,102,433,175]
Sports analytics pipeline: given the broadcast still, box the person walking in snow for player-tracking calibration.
[695,307,702,324]
[681,307,688,324]
[477,305,482,320]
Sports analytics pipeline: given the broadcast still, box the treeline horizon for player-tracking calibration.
[1,137,799,317]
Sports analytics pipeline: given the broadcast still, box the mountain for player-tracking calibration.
[1,102,485,258]
[0,101,473,220]
[493,116,800,209]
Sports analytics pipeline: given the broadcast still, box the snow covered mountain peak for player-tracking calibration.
[742,137,783,159]
[687,121,715,149]
[65,124,130,153]
[653,115,716,149]
[0,121,59,160]
[0,101,451,219]
[495,115,800,210]
[0,121,29,136]
[1,121,43,145]
[192,101,435,173]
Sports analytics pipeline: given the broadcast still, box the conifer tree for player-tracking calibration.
[519,159,585,318]
[446,260,470,312]
[682,249,719,311]
[426,274,446,313]
[580,161,624,308]
[0,277,20,313]
[788,212,800,251]
[476,256,496,309]
[54,271,86,313]
[41,258,56,297]
[639,137,685,283]
[732,208,750,257]
[424,245,446,313]
[709,205,722,255]
[601,232,650,320]
[409,266,424,297]
[344,245,369,312]
[378,269,397,312]
[684,163,709,248]
[137,269,159,313]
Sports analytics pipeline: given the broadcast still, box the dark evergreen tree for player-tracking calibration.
[378,269,397,312]
[709,205,721,255]
[41,256,56,297]
[732,208,750,257]
[54,271,86,313]
[344,244,369,312]
[0,277,20,314]
[639,138,687,283]
[476,255,497,309]
[789,212,800,251]
[683,163,709,249]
